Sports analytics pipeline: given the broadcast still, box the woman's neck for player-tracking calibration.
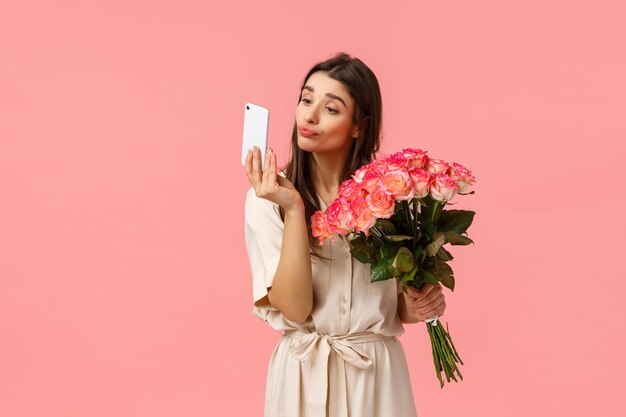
[310,150,347,195]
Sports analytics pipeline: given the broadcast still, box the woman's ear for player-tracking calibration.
[351,117,369,139]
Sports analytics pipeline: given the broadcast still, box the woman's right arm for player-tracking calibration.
[245,146,313,323]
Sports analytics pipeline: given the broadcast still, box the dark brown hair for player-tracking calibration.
[279,52,384,257]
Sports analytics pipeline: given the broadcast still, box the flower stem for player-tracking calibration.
[426,320,464,386]
[430,200,440,224]
[412,199,419,244]
[402,200,412,231]
[426,322,444,388]
[432,324,452,382]
[443,322,463,364]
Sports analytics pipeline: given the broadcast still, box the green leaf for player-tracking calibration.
[374,219,396,235]
[414,245,424,259]
[444,232,474,246]
[371,259,392,282]
[370,238,383,256]
[350,235,368,249]
[383,234,414,242]
[421,221,435,237]
[425,232,445,256]
[436,246,454,261]
[392,246,415,273]
[433,260,455,291]
[400,264,419,284]
[351,250,372,264]
[440,274,455,291]
[420,270,439,285]
[438,210,476,234]
[380,242,398,260]
[349,236,375,263]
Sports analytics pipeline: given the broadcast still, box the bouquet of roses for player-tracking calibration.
[311,148,476,387]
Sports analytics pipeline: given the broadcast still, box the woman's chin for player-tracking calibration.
[297,137,318,152]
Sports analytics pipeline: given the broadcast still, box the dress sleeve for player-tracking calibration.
[244,186,284,307]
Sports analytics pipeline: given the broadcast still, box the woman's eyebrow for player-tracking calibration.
[302,85,348,109]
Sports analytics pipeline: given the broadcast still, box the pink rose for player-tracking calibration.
[382,169,414,201]
[352,163,370,183]
[311,211,333,246]
[408,167,433,198]
[337,178,366,203]
[370,158,390,170]
[402,148,429,169]
[448,162,476,193]
[425,158,449,174]
[325,197,355,234]
[350,196,376,235]
[385,152,409,171]
[366,186,396,218]
[352,160,388,193]
[430,173,460,202]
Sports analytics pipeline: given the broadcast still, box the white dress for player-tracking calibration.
[244,185,419,417]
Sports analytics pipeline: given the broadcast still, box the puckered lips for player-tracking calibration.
[298,126,318,138]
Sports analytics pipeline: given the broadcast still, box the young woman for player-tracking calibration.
[243,52,447,417]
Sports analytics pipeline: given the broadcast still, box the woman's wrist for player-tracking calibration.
[283,193,304,215]
[398,292,421,324]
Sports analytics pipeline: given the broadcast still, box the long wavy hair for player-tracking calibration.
[279,52,384,258]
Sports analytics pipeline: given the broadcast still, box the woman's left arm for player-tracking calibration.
[397,283,446,324]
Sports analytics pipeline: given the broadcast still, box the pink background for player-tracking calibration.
[1,1,625,416]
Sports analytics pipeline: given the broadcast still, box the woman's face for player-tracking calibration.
[296,71,360,154]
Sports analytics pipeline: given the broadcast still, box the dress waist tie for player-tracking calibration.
[284,330,395,417]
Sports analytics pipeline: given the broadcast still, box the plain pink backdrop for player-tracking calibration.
[1,1,625,416]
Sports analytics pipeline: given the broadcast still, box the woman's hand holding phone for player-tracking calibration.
[245,146,302,213]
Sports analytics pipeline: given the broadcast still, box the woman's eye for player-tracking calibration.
[299,98,337,113]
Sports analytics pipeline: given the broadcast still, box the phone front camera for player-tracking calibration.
[246,105,250,110]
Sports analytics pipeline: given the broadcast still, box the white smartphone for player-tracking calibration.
[241,103,269,169]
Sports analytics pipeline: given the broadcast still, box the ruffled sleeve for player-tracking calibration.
[243,186,284,308]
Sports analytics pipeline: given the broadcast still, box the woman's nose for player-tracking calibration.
[304,106,318,124]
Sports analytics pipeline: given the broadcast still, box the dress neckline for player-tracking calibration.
[317,194,331,211]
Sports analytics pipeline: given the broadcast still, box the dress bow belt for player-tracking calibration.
[284,330,395,417]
